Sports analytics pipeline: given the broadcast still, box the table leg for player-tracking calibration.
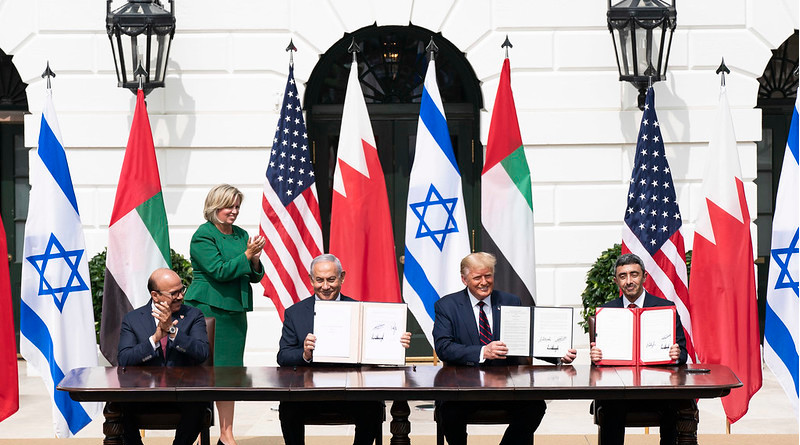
[389,400,411,445]
[103,402,124,445]
[675,400,699,445]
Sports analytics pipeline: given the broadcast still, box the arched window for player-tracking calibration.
[304,24,483,253]
[755,29,798,338]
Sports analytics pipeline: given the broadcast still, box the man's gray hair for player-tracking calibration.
[615,253,646,273]
[309,253,343,277]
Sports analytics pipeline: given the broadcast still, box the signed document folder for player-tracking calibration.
[594,306,676,366]
[499,306,574,358]
[313,301,407,365]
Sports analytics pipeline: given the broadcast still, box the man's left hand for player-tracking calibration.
[400,332,411,349]
[560,348,577,364]
[669,343,680,361]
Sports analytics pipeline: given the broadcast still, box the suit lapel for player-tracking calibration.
[643,292,657,308]
[457,290,480,346]
[305,298,316,334]
[138,304,155,338]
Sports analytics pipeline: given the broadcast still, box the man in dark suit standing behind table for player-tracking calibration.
[433,252,578,445]
[117,268,210,445]
[277,253,412,445]
[590,253,688,445]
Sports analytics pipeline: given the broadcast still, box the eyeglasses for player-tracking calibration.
[156,286,187,299]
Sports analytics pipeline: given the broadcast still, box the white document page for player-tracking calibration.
[499,306,531,356]
[595,308,634,361]
[639,308,674,363]
[532,306,574,358]
[313,300,358,362]
[360,302,407,365]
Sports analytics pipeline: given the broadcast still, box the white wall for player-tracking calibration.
[2,0,797,364]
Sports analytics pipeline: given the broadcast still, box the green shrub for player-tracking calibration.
[579,244,621,333]
[88,248,193,338]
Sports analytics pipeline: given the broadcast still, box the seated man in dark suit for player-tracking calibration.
[277,253,411,445]
[118,268,210,445]
[590,253,689,445]
[433,252,577,445]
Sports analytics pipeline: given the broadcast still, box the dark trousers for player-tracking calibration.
[438,400,545,445]
[279,401,384,445]
[595,399,694,445]
[121,401,207,445]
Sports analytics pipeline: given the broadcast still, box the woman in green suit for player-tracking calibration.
[185,184,264,445]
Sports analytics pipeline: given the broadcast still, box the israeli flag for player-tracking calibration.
[764,98,799,413]
[403,58,471,346]
[20,88,100,437]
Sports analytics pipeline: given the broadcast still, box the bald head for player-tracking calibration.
[148,268,185,313]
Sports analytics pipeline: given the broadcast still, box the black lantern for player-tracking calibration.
[106,0,175,95]
[607,0,676,109]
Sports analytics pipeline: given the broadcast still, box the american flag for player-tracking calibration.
[621,87,696,361]
[259,64,323,321]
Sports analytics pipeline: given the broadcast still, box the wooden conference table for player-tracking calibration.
[58,364,741,445]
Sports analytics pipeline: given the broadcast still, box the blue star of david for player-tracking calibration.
[409,184,460,251]
[771,228,799,297]
[26,233,89,312]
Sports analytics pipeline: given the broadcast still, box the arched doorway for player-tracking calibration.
[755,30,798,340]
[0,48,30,348]
[304,24,483,353]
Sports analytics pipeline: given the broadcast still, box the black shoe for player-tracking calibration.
[217,440,225,445]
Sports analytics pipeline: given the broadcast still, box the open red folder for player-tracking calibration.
[595,306,676,366]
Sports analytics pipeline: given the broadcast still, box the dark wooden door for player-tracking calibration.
[0,122,27,348]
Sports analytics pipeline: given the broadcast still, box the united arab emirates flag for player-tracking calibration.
[481,57,536,305]
[99,89,171,365]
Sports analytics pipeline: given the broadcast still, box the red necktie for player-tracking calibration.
[478,301,492,346]
[628,303,637,308]
[160,335,168,359]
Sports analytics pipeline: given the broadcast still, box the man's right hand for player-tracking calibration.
[590,342,603,363]
[302,333,316,362]
[482,341,508,360]
[152,300,174,341]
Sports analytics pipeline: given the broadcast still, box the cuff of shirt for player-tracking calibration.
[478,346,486,364]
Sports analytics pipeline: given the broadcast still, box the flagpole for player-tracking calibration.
[502,35,512,59]
[286,38,297,67]
[41,62,55,90]
[348,37,359,63]
[716,58,730,87]
[134,62,147,91]
[426,37,438,62]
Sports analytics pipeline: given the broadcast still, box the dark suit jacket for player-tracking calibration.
[277,294,357,366]
[600,292,688,364]
[434,288,544,366]
[118,302,209,367]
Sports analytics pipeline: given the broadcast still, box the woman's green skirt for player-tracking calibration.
[186,302,247,366]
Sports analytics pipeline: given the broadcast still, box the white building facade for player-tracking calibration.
[0,0,797,364]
